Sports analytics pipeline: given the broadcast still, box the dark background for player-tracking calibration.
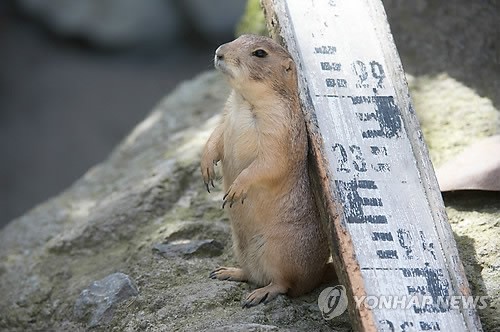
[0,0,246,227]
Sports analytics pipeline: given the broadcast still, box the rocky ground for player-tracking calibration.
[0,71,352,331]
[0,0,499,331]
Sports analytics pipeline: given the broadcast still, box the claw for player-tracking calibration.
[222,200,227,209]
[242,292,269,308]
[209,269,224,279]
[242,293,269,308]
[206,182,210,193]
[211,179,215,188]
[223,192,228,200]
[228,192,235,208]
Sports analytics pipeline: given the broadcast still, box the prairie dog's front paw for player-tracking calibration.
[201,152,219,193]
[223,179,248,208]
[209,267,247,282]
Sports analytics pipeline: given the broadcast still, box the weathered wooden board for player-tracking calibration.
[261,0,483,331]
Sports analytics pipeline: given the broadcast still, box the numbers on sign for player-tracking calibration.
[420,231,437,261]
[314,45,337,54]
[353,60,368,88]
[325,78,347,88]
[332,143,390,174]
[320,62,342,71]
[352,60,386,88]
[370,61,385,88]
[350,145,367,172]
[332,143,350,173]
[332,143,367,173]
[397,228,415,260]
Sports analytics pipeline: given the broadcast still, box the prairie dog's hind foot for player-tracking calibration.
[209,267,248,282]
[242,282,288,308]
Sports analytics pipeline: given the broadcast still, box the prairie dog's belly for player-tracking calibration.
[222,100,259,185]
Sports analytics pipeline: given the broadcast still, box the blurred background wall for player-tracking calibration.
[0,0,247,227]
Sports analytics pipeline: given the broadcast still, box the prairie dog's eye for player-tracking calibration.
[252,49,268,58]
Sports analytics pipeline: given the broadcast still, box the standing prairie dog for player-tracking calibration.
[201,34,334,307]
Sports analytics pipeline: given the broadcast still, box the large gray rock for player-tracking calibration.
[0,71,351,331]
[74,272,139,328]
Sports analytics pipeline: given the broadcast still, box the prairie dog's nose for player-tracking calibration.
[215,45,226,60]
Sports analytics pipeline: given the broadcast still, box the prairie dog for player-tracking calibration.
[201,34,333,307]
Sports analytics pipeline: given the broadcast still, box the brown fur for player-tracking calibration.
[201,34,333,307]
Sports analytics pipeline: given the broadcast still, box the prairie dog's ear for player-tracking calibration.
[281,58,295,74]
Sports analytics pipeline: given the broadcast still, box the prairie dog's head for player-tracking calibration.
[214,34,298,104]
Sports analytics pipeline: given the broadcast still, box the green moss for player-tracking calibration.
[408,73,499,166]
[236,0,268,36]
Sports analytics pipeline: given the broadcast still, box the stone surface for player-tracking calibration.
[208,323,279,331]
[153,239,224,258]
[0,70,351,331]
[74,272,139,328]
[0,2,499,331]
